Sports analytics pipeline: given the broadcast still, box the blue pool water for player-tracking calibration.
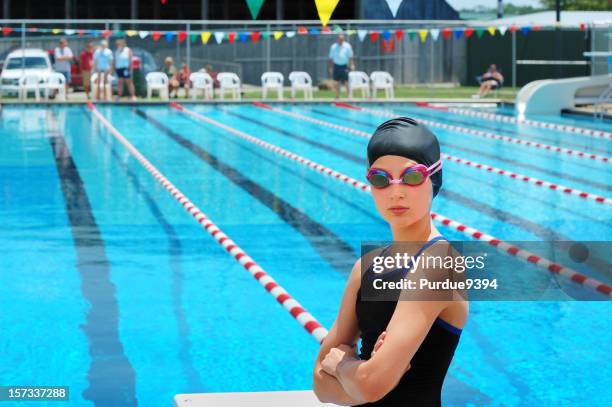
[1,103,610,406]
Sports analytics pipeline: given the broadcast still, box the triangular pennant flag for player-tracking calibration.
[346,29,356,36]
[532,25,541,31]
[357,29,368,42]
[261,31,270,40]
[214,32,225,44]
[454,28,463,39]
[126,30,137,37]
[78,29,87,36]
[333,25,343,34]
[238,32,249,42]
[579,23,587,31]
[442,28,451,40]
[430,29,440,41]
[297,26,308,35]
[475,28,485,39]
[285,31,296,38]
[520,26,530,35]
[370,31,379,42]
[309,28,321,35]
[509,25,519,33]
[115,30,125,37]
[418,29,428,43]
[190,33,199,43]
[314,0,340,26]
[487,26,496,36]
[382,30,391,41]
[251,31,261,42]
[498,26,507,36]
[322,26,331,34]
[228,32,237,43]
[385,0,402,17]
[52,28,62,35]
[245,0,265,19]
[201,32,212,44]
[152,31,162,41]
[165,32,175,42]
[178,31,187,43]
[102,30,112,38]
[273,31,283,40]
[139,30,149,39]
[408,31,415,41]
[464,27,474,38]
[64,29,76,36]
[2,27,13,36]
[395,29,403,40]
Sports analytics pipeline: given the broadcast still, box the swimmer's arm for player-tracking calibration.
[313,260,365,405]
[335,300,448,403]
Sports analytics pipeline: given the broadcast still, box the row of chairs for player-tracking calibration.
[144,70,395,100]
[18,73,67,101]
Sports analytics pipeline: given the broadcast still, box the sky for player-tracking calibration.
[446,0,542,9]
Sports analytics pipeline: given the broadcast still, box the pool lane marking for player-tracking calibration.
[81,108,205,390]
[86,102,328,344]
[173,103,612,298]
[335,102,610,164]
[424,102,612,140]
[46,110,138,406]
[132,107,356,275]
[252,102,612,205]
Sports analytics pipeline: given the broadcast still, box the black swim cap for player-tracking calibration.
[367,117,443,197]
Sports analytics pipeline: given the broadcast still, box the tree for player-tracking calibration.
[539,0,612,11]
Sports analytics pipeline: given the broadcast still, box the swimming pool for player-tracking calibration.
[1,102,610,406]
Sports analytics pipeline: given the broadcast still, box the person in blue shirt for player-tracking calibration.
[328,34,355,99]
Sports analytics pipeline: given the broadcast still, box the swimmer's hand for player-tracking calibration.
[321,344,357,377]
[371,331,411,372]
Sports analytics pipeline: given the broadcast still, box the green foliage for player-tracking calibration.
[539,0,612,11]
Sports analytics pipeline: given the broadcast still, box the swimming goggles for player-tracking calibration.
[366,160,442,189]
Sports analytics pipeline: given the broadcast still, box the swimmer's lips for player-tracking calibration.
[388,206,409,215]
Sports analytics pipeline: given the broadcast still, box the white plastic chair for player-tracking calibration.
[261,72,284,100]
[44,72,67,101]
[91,72,114,100]
[288,71,313,100]
[146,72,169,100]
[19,74,42,101]
[189,72,214,100]
[370,71,395,99]
[217,72,241,100]
[348,71,370,99]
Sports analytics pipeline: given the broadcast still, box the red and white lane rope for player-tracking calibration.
[426,103,612,140]
[442,153,612,205]
[86,102,328,343]
[174,103,612,298]
[336,102,610,164]
[253,102,611,206]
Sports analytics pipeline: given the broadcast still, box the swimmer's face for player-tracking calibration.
[369,155,433,227]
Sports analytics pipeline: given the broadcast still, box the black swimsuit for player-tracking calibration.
[354,237,462,406]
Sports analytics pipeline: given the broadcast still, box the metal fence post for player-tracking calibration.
[512,29,516,90]
[266,23,271,73]
[186,22,191,69]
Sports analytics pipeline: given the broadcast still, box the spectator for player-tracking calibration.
[54,38,74,97]
[163,57,179,98]
[202,64,219,88]
[93,40,113,101]
[474,64,504,99]
[327,34,354,99]
[79,42,94,99]
[114,39,136,101]
[177,63,191,98]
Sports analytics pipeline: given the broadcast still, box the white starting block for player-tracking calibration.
[173,390,339,406]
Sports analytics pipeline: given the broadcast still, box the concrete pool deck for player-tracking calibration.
[173,390,339,406]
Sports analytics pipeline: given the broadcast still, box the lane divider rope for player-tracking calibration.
[252,102,611,205]
[87,102,329,343]
[175,102,612,298]
[425,102,612,140]
[335,102,610,164]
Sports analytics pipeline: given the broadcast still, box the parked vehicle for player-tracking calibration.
[0,49,53,96]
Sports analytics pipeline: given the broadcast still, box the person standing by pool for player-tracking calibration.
[313,118,468,406]
[93,40,113,101]
[54,38,74,97]
[328,34,355,99]
[79,42,94,100]
[114,39,137,101]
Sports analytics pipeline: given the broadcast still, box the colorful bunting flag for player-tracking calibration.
[201,32,212,44]
[475,28,485,38]
[370,31,379,42]
[487,26,496,36]
[285,31,296,38]
[309,28,321,35]
[384,0,402,17]
[520,26,530,35]
[297,26,308,35]
[165,32,175,42]
[238,32,249,42]
[126,30,137,37]
[252,31,261,42]
[442,28,451,40]
[498,26,507,36]
[261,31,270,40]
[464,27,474,38]
[139,31,149,39]
[214,32,225,44]
[245,0,265,20]
[382,30,391,41]
[395,29,403,40]
[2,27,12,36]
[314,0,340,26]
[102,30,112,38]
[190,33,199,43]
[64,29,76,36]
[52,28,61,35]
[178,31,187,43]
[152,31,162,41]
[454,28,463,39]
[228,32,237,43]
[430,28,440,41]
[357,29,368,42]
[408,31,415,41]
[509,25,519,33]
[273,31,283,40]
[418,29,428,43]
[322,26,331,34]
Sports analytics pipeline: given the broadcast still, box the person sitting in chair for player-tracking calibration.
[473,64,504,99]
